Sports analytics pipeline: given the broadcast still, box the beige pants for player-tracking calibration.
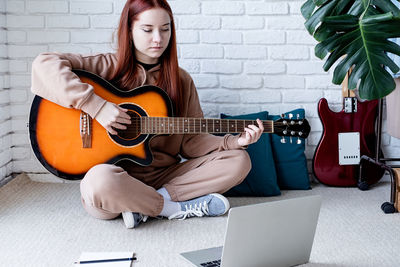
[80,150,251,219]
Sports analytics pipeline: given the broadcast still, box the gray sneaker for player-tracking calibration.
[122,212,148,229]
[168,193,230,220]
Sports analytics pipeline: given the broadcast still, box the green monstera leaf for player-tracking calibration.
[302,0,400,100]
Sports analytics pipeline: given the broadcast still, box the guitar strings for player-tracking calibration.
[113,118,291,133]
[110,118,301,134]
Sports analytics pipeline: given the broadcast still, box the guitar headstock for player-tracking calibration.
[273,114,311,144]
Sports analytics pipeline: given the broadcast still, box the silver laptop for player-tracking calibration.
[180,195,321,267]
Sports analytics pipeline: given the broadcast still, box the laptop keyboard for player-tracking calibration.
[200,259,221,267]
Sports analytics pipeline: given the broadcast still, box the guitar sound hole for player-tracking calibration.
[115,110,141,140]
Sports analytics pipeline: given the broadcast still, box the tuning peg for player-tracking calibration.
[296,114,304,125]
[283,130,288,135]
[291,131,295,135]
[280,137,286,143]
[297,137,302,144]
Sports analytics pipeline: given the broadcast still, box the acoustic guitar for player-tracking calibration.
[29,69,310,180]
[312,73,384,187]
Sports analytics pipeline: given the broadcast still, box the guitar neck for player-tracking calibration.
[140,117,273,134]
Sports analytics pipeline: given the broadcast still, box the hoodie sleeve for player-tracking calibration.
[31,52,118,118]
[179,70,245,159]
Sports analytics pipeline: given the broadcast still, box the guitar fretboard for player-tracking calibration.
[140,117,273,134]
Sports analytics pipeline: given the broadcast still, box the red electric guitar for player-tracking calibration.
[313,73,385,187]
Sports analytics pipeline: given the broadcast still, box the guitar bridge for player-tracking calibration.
[80,112,92,148]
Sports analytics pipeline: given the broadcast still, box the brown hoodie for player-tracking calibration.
[31,52,244,174]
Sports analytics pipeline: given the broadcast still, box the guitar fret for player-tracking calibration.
[222,119,227,133]
[163,117,166,134]
[235,120,237,133]
[184,118,188,133]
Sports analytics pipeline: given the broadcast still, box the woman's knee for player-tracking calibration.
[81,164,124,196]
[80,164,124,220]
[222,150,251,186]
[233,150,251,181]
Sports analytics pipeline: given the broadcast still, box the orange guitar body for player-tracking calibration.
[29,69,173,180]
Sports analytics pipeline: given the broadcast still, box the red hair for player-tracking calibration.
[110,0,182,115]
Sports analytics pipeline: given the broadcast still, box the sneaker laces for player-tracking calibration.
[168,201,209,220]
[132,213,148,227]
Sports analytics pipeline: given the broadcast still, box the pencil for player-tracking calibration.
[74,257,137,264]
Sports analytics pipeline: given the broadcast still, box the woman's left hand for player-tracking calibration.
[237,119,264,147]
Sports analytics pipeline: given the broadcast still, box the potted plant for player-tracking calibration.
[302,0,400,211]
[301,0,400,100]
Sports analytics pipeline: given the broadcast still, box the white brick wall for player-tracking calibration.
[1,0,13,185]
[0,0,398,184]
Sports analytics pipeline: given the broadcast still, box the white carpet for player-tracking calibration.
[1,173,399,267]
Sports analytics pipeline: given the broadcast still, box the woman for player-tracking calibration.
[31,0,263,229]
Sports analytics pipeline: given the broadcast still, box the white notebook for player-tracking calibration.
[74,252,135,267]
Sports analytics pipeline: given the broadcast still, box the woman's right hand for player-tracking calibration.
[94,102,131,135]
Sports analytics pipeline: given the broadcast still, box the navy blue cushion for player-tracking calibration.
[269,109,310,190]
[220,111,281,197]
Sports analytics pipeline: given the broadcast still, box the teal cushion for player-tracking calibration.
[220,111,281,197]
[269,109,310,190]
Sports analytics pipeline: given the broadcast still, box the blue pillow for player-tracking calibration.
[269,109,310,190]
[220,111,281,197]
